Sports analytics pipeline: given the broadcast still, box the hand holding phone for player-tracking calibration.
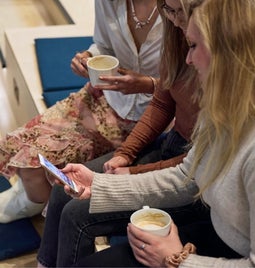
[38,154,78,193]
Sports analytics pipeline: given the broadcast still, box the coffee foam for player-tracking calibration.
[88,57,117,70]
[134,212,167,230]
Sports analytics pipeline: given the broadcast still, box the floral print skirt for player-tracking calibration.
[0,84,136,179]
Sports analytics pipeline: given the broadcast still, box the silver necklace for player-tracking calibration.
[130,0,157,29]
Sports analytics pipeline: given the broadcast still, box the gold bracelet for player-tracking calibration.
[164,243,196,267]
[148,76,158,92]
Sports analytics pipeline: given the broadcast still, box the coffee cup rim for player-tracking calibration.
[87,55,119,71]
[130,206,172,230]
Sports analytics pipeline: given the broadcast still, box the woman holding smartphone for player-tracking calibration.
[39,0,255,266]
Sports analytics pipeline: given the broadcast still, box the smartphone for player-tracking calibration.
[38,154,78,193]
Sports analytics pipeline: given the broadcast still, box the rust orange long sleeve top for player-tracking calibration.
[114,81,200,174]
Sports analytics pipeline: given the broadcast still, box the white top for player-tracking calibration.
[87,0,162,121]
[90,124,255,267]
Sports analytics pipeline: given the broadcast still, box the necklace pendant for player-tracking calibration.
[135,22,142,29]
[130,0,157,30]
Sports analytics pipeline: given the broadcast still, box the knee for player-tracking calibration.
[61,199,90,225]
[18,167,45,181]
[85,152,114,172]
[42,185,72,217]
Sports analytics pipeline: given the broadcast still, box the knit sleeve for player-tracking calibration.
[90,149,198,213]
[179,253,253,267]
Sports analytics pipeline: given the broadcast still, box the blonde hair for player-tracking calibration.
[157,0,202,90]
[190,0,255,194]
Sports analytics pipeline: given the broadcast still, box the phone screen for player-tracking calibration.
[38,154,78,193]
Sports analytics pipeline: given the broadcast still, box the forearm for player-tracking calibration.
[134,76,159,95]
[89,154,198,213]
[129,154,187,174]
[140,76,159,94]
[114,88,176,163]
[114,114,164,163]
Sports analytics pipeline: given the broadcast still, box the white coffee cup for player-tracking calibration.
[87,55,119,87]
[130,206,171,236]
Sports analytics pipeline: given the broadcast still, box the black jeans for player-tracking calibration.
[75,219,242,267]
[75,204,242,267]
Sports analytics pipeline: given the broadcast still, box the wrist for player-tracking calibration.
[164,243,196,268]
[148,76,158,93]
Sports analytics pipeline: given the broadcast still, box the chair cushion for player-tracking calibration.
[0,176,41,260]
[42,88,80,107]
[35,36,93,92]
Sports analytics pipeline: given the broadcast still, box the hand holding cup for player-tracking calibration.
[87,55,119,86]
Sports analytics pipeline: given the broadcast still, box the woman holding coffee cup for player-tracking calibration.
[0,0,163,222]
[38,0,255,267]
